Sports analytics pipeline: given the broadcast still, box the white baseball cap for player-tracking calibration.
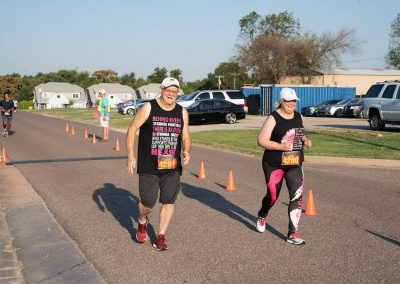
[98,89,107,95]
[161,77,180,89]
[280,87,299,101]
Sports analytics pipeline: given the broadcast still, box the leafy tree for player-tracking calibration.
[239,11,261,42]
[92,69,118,83]
[259,11,300,39]
[147,67,168,83]
[239,35,290,84]
[169,69,183,82]
[237,10,360,84]
[120,72,137,87]
[386,13,400,68]
[0,74,23,99]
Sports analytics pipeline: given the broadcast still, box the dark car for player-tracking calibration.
[301,99,342,116]
[186,99,245,124]
[341,98,364,118]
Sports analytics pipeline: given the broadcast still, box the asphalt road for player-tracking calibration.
[1,111,399,283]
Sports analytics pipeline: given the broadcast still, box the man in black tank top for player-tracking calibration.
[126,77,192,251]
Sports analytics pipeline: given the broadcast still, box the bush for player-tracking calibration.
[18,100,33,110]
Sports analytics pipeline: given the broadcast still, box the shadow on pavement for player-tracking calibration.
[92,183,156,243]
[180,182,286,240]
[365,229,400,246]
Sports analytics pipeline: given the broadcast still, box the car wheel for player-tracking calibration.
[126,108,134,115]
[369,113,385,131]
[225,113,237,124]
[334,109,342,117]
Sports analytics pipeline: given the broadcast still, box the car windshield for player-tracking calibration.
[337,99,352,105]
[178,91,198,101]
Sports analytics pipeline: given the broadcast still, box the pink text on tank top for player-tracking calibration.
[151,116,182,156]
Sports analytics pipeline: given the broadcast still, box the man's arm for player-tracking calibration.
[181,108,192,165]
[126,102,151,176]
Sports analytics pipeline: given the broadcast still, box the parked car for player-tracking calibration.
[301,99,342,116]
[177,90,245,109]
[186,99,246,124]
[362,80,400,130]
[117,98,152,115]
[318,98,353,117]
[341,98,364,118]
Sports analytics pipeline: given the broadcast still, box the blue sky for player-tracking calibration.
[1,0,399,81]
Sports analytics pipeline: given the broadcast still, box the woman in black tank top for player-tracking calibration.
[255,88,312,245]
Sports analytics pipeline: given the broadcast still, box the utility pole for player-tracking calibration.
[215,75,224,90]
[231,73,239,89]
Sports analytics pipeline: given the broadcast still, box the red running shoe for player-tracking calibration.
[153,234,168,251]
[136,220,147,243]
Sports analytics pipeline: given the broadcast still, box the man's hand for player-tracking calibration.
[127,157,136,176]
[182,151,190,166]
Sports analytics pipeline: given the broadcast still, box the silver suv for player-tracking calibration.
[362,81,400,131]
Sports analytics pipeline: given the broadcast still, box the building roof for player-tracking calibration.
[34,82,84,93]
[319,68,400,76]
[87,83,135,94]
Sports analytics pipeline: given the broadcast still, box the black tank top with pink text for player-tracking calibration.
[137,99,183,175]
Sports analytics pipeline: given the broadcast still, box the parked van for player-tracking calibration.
[177,90,245,109]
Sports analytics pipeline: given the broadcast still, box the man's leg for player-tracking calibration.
[138,202,152,223]
[158,204,174,235]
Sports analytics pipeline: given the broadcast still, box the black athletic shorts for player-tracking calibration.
[138,171,180,208]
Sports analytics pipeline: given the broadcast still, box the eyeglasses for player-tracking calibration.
[283,99,297,103]
[163,88,179,95]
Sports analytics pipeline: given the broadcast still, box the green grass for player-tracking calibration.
[29,109,400,160]
[31,108,134,128]
[191,129,400,160]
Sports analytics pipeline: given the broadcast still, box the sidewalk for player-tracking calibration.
[0,166,105,284]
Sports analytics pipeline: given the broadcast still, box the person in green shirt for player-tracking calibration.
[98,89,110,142]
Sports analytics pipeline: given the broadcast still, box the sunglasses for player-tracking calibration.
[283,99,297,103]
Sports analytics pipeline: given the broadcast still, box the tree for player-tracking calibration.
[239,35,290,84]
[239,11,261,42]
[213,62,250,89]
[0,74,23,99]
[147,67,168,83]
[386,13,400,68]
[258,11,300,39]
[92,70,118,83]
[237,10,360,84]
[120,72,136,87]
[169,69,183,82]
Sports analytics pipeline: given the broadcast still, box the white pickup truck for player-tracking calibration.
[362,81,400,131]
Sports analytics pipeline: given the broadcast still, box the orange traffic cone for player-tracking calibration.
[91,134,97,144]
[114,139,121,151]
[304,190,317,216]
[65,123,69,132]
[1,147,9,165]
[198,161,206,180]
[71,126,75,136]
[84,130,88,140]
[226,169,236,191]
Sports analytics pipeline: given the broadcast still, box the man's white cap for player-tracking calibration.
[280,87,299,101]
[161,77,180,89]
[98,89,107,95]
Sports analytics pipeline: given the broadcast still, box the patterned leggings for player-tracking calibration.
[258,163,304,233]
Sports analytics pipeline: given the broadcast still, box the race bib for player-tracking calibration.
[281,151,300,166]
[157,155,177,170]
